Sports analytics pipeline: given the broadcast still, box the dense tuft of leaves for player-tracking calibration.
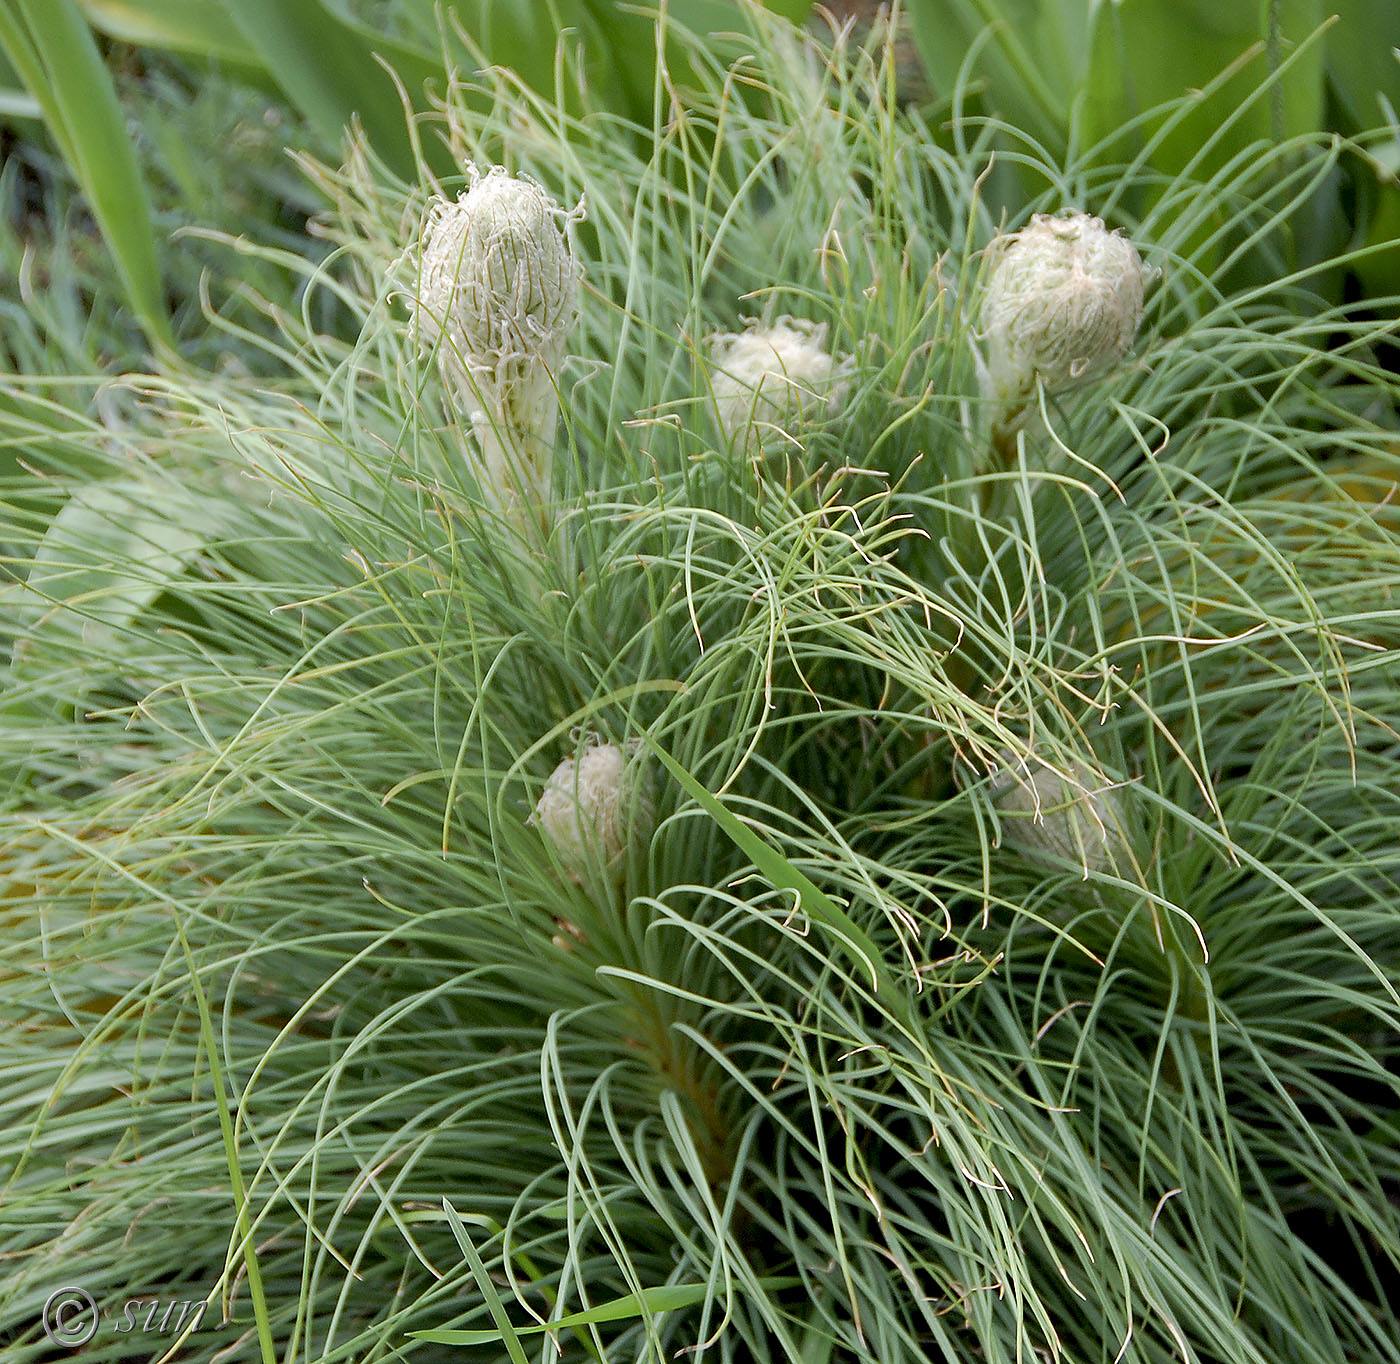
[2,10,1398,1363]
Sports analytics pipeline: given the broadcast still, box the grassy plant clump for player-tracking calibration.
[2,10,1399,1363]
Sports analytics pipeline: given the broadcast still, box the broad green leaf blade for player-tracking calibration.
[76,0,261,67]
[642,737,908,1018]
[169,919,279,1364]
[1353,153,1400,296]
[439,0,582,105]
[221,0,433,179]
[1324,0,1400,131]
[586,0,825,125]
[902,0,1090,142]
[760,0,814,20]
[411,1277,802,1344]
[411,1282,715,1345]
[0,0,170,349]
[1079,0,1327,174]
[1325,14,1400,295]
[438,1200,531,1364]
[13,482,210,681]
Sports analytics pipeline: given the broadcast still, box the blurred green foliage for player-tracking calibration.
[0,0,813,356]
[2,0,1397,357]
[0,0,170,347]
[903,0,1400,292]
[0,59,323,374]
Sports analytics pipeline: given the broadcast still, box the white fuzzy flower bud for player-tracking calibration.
[979,210,1146,406]
[406,167,581,510]
[990,754,1129,874]
[530,741,652,885]
[413,168,579,398]
[710,318,849,443]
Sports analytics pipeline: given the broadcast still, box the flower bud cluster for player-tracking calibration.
[980,210,1146,407]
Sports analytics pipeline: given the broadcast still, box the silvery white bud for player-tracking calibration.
[979,210,1146,405]
[411,168,579,397]
[530,741,652,885]
[406,168,581,509]
[990,754,1129,874]
[710,318,850,442]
